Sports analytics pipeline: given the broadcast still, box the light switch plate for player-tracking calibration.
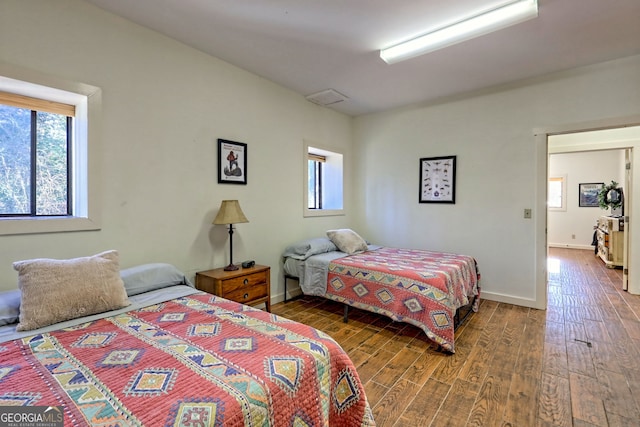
[524,208,532,219]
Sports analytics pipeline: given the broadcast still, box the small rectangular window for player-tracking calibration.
[548,175,566,211]
[0,68,101,236]
[304,142,344,217]
[308,154,325,209]
[0,92,73,217]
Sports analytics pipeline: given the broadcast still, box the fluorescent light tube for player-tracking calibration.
[380,0,538,64]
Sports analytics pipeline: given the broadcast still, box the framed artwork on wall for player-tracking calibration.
[578,182,603,207]
[218,139,247,185]
[419,155,456,203]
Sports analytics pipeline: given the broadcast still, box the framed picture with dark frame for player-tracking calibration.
[419,155,456,203]
[218,139,247,185]
[578,182,602,207]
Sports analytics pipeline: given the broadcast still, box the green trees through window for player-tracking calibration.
[0,104,70,216]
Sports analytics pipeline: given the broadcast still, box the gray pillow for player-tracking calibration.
[0,290,21,326]
[282,237,338,260]
[121,263,192,296]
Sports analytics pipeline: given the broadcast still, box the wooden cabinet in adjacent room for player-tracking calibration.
[596,215,624,268]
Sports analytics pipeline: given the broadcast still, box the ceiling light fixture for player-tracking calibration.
[380,0,538,64]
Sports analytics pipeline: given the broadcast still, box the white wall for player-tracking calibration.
[0,0,356,297]
[548,150,625,248]
[353,55,640,307]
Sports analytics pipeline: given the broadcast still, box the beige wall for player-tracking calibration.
[2,0,640,306]
[0,0,355,299]
[353,55,640,306]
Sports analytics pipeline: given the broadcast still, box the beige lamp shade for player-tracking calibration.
[213,200,249,225]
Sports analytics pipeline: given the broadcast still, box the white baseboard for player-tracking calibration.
[548,243,594,250]
[273,285,546,311]
[480,291,544,310]
[271,288,303,305]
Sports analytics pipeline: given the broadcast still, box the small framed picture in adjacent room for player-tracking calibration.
[218,139,247,185]
[578,182,602,207]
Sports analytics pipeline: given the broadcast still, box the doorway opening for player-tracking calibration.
[537,123,640,308]
[547,146,628,288]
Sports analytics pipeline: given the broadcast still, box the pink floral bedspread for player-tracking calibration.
[327,247,480,352]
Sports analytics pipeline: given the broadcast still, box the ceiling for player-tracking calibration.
[85,0,640,116]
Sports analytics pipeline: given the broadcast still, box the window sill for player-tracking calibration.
[303,209,345,218]
[0,216,100,236]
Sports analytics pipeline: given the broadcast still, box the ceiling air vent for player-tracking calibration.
[305,89,349,106]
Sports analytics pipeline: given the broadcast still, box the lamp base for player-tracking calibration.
[223,263,239,271]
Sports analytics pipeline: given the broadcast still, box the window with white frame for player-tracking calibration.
[0,92,73,216]
[304,143,344,217]
[0,71,101,235]
[548,175,566,211]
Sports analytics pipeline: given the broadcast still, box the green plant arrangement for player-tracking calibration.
[598,181,623,210]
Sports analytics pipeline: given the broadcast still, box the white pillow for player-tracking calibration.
[13,250,130,331]
[326,229,368,255]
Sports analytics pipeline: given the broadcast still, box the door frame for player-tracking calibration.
[534,116,640,310]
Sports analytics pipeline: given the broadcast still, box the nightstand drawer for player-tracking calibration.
[195,265,271,312]
[220,271,268,294]
[225,283,268,303]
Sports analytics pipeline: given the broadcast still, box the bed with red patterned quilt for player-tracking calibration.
[326,247,480,353]
[0,260,374,427]
[283,239,480,353]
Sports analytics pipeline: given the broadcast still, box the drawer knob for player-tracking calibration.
[243,279,249,285]
[243,293,249,299]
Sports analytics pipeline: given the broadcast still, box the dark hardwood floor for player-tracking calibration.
[270,247,640,426]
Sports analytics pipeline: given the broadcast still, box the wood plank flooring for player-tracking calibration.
[270,248,640,426]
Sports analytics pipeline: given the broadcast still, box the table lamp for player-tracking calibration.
[213,200,249,271]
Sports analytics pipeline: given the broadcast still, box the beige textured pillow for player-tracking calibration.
[326,229,368,255]
[13,250,130,331]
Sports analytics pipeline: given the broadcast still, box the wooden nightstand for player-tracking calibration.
[195,265,271,312]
